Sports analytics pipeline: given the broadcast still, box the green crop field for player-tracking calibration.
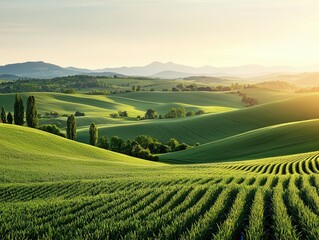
[1,125,319,239]
[1,87,319,239]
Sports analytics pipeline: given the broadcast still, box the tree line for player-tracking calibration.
[0,94,76,141]
[137,108,205,120]
[1,94,37,127]
[237,91,258,107]
[88,123,192,161]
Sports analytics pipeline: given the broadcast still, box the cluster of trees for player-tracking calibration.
[88,124,192,161]
[131,85,141,92]
[169,83,258,92]
[0,94,38,127]
[0,76,105,93]
[38,124,66,137]
[296,87,319,93]
[86,90,108,95]
[110,111,128,118]
[237,91,258,107]
[137,108,205,120]
[171,84,232,92]
[0,94,74,139]
[75,111,85,117]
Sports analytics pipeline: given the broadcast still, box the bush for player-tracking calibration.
[186,111,194,117]
[165,108,186,119]
[118,111,128,117]
[195,110,205,115]
[145,109,158,119]
[75,111,85,117]
[177,143,190,151]
[110,113,119,118]
[38,124,66,137]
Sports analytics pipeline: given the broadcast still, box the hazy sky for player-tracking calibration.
[1,0,319,68]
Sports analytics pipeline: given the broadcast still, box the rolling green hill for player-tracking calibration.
[161,119,319,163]
[0,91,243,129]
[77,94,319,144]
[1,123,319,239]
[0,124,162,183]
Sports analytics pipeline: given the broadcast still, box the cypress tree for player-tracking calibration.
[26,96,38,128]
[1,106,6,123]
[14,94,24,125]
[66,114,76,140]
[89,122,98,146]
[7,112,13,124]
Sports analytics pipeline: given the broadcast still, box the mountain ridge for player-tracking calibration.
[1,60,319,79]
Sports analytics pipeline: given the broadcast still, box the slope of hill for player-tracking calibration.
[0,124,161,182]
[0,61,89,78]
[239,88,303,104]
[0,91,243,129]
[161,119,319,163]
[1,123,319,238]
[77,93,319,144]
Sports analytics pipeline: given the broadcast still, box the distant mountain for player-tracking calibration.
[1,60,318,79]
[99,61,313,78]
[0,61,91,79]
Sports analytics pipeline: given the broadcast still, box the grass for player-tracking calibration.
[0,124,162,183]
[77,93,319,144]
[161,119,319,163]
[0,124,318,238]
[1,88,319,238]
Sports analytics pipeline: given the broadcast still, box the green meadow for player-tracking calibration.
[1,85,319,239]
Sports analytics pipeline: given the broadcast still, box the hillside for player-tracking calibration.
[77,94,319,144]
[0,61,85,78]
[0,91,243,129]
[0,124,161,183]
[1,123,319,239]
[161,119,319,163]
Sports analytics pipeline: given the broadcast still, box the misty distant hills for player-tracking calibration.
[1,60,319,79]
[100,61,312,78]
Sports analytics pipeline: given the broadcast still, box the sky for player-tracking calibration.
[1,0,319,69]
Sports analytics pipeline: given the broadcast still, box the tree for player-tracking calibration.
[7,112,13,124]
[132,85,136,92]
[66,114,76,140]
[167,138,180,151]
[135,135,156,149]
[186,111,194,117]
[26,96,38,128]
[98,136,109,149]
[136,85,141,91]
[177,143,190,151]
[89,122,98,146]
[110,136,125,152]
[1,106,6,123]
[118,111,128,117]
[145,109,158,119]
[14,94,24,125]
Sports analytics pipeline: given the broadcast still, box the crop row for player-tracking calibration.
[1,174,318,239]
[218,153,319,175]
